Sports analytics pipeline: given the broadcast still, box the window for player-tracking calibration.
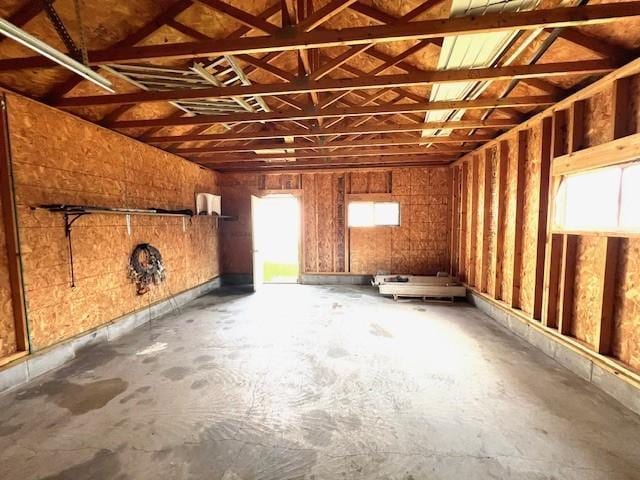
[554,162,640,232]
[348,201,400,227]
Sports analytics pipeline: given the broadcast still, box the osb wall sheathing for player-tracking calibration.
[520,125,542,315]
[583,88,614,148]
[485,147,498,296]
[612,238,640,371]
[570,236,607,349]
[219,167,450,277]
[0,194,17,358]
[350,168,450,275]
[474,155,485,287]
[453,69,640,373]
[6,93,220,350]
[501,136,517,305]
[465,162,474,282]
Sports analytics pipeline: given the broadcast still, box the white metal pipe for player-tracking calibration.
[0,17,114,92]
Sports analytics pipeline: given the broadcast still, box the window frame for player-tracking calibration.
[553,160,640,235]
[347,199,401,228]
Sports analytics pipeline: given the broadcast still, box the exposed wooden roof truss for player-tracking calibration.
[0,0,638,171]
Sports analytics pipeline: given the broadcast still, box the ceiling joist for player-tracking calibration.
[2,3,639,70]
[169,134,494,154]
[146,118,519,145]
[54,61,613,107]
[107,95,556,129]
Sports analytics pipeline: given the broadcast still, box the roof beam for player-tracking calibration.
[185,145,473,162]
[170,134,493,153]
[3,3,639,69]
[109,95,556,128]
[202,154,455,168]
[318,40,433,108]
[146,118,518,144]
[54,60,613,107]
[45,0,195,101]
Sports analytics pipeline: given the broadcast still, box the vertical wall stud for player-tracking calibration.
[542,109,567,326]
[469,155,479,287]
[459,162,468,282]
[533,117,553,320]
[551,109,567,158]
[595,237,621,354]
[493,140,508,301]
[611,77,631,140]
[558,234,578,336]
[543,233,563,329]
[450,166,459,276]
[568,100,585,153]
[0,94,29,352]
[511,130,527,309]
[479,148,492,293]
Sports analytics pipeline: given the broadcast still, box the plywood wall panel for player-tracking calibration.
[475,155,485,286]
[612,238,640,371]
[0,194,17,358]
[520,125,542,314]
[501,136,517,305]
[464,161,473,281]
[348,171,369,194]
[367,171,391,193]
[350,227,391,274]
[334,174,346,273]
[486,147,498,296]
[452,72,640,374]
[301,173,318,272]
[391,169,411,195]
[570,236,606,349]
[7,93,220,350]
[221,167,450,277]
[583,88,614,148]
[316,174,335,273]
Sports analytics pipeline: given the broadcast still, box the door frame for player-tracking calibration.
[253,189,303,284]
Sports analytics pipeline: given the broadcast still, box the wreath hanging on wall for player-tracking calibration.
[128,244,166,295]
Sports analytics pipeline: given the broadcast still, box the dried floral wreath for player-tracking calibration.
[128,243,165,295]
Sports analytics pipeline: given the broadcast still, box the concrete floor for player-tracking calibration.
[1,285,639,480]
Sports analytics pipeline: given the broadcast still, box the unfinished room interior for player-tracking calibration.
[1,0,640,478]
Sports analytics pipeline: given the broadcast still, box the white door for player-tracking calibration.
[251,195,263,292]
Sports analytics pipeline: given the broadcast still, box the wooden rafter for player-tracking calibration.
[190,145,467,163]
[145,118,518,144]
[103,4,282,130]
[3,3,639,69]
[108,95,556,129]
[318,40,434,109]
[45,0,196,101]
[54,60,613,107]
[169,133,492,153]
[212,154,452,170]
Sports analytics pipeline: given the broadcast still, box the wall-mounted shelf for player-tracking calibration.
[36,204,193,217]
[34,204,195,288]
[33,204,237,288]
